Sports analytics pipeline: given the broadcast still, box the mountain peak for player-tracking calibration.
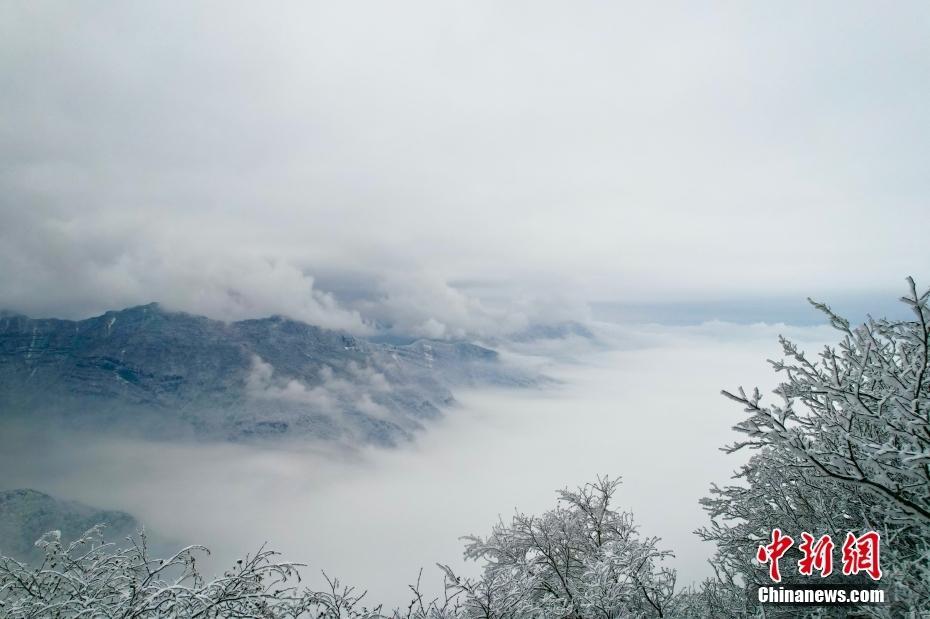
[0,303,538,446]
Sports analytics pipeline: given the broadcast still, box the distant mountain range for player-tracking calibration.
[0,488,139,562]
[0,304,565,446]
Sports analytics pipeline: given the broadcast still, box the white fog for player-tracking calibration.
[0,321,833,608]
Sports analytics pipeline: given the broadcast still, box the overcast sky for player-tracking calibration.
[2,2,929,335]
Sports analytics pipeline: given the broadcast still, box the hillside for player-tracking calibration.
[0,304,537,445]
[0,489,139,562]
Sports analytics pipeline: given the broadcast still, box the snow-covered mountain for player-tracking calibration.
[0,304,539,446]
[0,489,139,562]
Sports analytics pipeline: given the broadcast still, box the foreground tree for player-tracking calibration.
[0,477,677,619]
[695,278,930,617]
[0,526,384,618]
[440,476,678,618]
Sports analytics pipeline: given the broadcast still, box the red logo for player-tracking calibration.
[841,531,882,581]
[757,530,881,582]
[797,532,834,577]
[756,528,794,582]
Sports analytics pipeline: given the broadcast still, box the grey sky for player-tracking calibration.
[2,2,929,334]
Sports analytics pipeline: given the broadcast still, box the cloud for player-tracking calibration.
[1,1,929,331]
[0,208,371,331]
[0,320,839,608]
[246,355,393,419]
[356,271,528,339]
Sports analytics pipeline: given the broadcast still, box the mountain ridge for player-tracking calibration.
[0,488,140,562]
[0,303,538,446]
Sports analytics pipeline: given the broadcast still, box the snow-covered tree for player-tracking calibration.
[0,477,678,619]
[441,476,678,618]
[695,278,930,617]
[0,525,384,618]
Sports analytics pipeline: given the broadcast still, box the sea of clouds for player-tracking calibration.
[0,320,835,609]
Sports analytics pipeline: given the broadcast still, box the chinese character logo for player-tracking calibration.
[756,528,794,582]
[798,532,834,577]
[841,531,882,581]
[757,530,881,582]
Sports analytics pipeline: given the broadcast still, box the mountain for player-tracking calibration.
[0,489,139,562]
[0,304,537,445]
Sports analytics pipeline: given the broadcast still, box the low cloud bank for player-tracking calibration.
[247,355,394,420]
[0,321,834,608]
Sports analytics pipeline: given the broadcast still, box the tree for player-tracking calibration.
[0,477,678,619]
[442,476,678,618]
[696,278,930,617]
[0,525,384,618]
